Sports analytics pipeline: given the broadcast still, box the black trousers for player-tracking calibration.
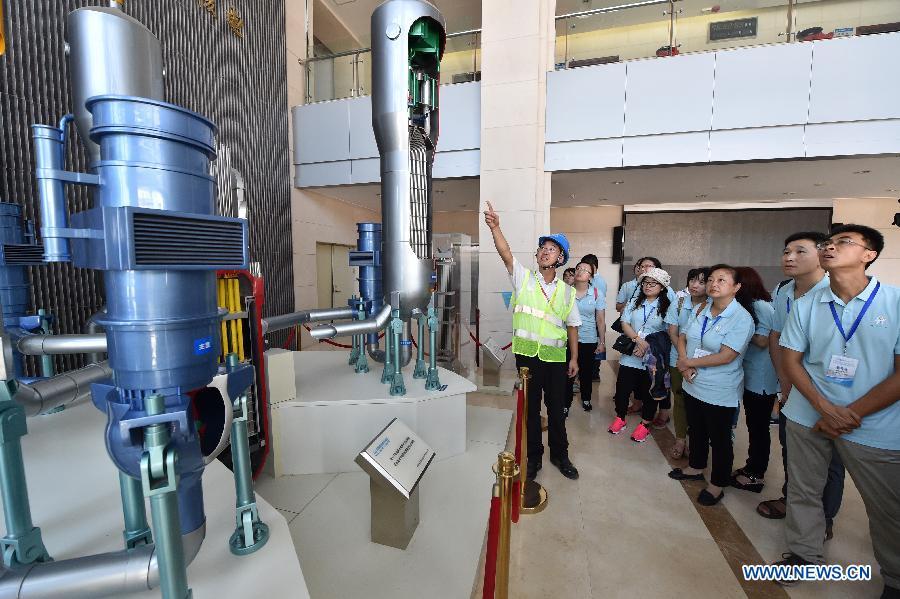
[516,354,569,464]
[742,389,778,476]
[613,365,651,420]
[779,412,845,519]
[684,391,734,488]
[566,342,598,408]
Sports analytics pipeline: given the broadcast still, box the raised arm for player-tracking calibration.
[483,201,513,274]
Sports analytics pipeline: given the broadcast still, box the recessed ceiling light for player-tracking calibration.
[853,170,871,175]
[695,194,707,199]
[813,183,825,187]
[711,186,722,190]
[887,188,898,193]
[597,198,608,202]
[734,175,750,179]
[612,181,624,185]
[782,192,797,196]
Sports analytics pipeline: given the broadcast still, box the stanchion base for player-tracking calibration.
[519,480,548,515]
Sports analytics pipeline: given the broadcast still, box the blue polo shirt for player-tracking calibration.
[619,296,679,370]
[592,273,608,310]
[771,275,830,333]
[743,300,779,395]
[779,276,900,450]
[575,287,603,344]
[669,296,706,367]
[681,299,755,407]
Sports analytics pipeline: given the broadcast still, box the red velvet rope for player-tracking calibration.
[467,329,512,351]
[482,494,502,599]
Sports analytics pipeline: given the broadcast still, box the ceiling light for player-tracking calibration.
[782,192,797,196]
[612,180,624,185]
[695,194,707,199]
[853,170,871,175]
[733,175,749,179]
[711,186,722,190]
[887,188,898,193]
[814,183,825,187]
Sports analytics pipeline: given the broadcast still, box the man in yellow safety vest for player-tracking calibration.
[484,202,581,480]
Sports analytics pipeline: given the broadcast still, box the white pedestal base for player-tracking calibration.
[267,350,476,475]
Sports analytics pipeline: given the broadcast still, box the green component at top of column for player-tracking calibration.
[408,18,442,111]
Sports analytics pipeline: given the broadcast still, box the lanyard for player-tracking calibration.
[786,298,791,315]
[700,315,722,343]
[638,302,657,333]
[536,273,559,306]
[829,281,879,354]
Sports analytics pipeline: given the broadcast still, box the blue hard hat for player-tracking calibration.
[537,233,570,266]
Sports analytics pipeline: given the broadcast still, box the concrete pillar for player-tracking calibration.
[477,0,557,359]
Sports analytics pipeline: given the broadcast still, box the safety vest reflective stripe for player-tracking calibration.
[513,304,564,328]
[512,328,566,348]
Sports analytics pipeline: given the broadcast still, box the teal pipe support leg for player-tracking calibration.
[354,307,370,374]
[389,313,406,396]
[380,323,393,385]
[349,333,359,367]
[412,315,427,379]
[37,309,55,378]
[119,471,152,549]
[0,382,51,568]
[141,394,192,599]
[229,395,269,555]
[425,308,442,391]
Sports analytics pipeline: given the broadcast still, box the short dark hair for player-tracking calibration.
[784,231,829,247]
[686,267,709,285]
[563,267,576,277]
[635,256,662,269]
[830,223,885,267]
[580,254,599,269]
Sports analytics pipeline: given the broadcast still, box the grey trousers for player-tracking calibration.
[785,419,900,589]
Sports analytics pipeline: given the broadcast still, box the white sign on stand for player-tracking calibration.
[356,418,435,499]
[356,419,436,549]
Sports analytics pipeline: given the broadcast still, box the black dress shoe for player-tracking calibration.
[582,401,592,412]
[526,460,541,480]
[698,489,725,506]
[549,456,579,480]
[668,468,705,481]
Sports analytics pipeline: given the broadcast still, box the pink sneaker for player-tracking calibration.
[608,417,628,435]
[631,422,651,443]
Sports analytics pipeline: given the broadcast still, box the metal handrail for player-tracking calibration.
[300,27,482,64]
[554,0,669,21]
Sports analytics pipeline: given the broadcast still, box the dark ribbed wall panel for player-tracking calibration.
[0,0,293,372]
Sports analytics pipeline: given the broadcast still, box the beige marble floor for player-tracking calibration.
[488,361,883,599]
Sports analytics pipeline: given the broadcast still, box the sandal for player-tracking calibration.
[731,468,765,493]
[670,438,686,459]
[756,497,787,519]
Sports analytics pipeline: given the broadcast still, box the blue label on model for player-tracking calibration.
[400,340,412,346]
[193,336,213,355]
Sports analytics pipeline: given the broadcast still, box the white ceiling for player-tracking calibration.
[310,156,900,212]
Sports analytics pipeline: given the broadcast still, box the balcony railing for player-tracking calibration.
[301,29,481,104]
[554,0,900,67]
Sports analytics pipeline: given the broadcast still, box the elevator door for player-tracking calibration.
[316,243,355,309]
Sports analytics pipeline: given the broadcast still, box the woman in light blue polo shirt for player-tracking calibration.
[565,261,605,412]
[732,267,779,493]
[668,264,755,506]
[609,267,678,443]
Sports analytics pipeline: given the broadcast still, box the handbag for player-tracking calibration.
[611,316,623,334]
[612,334,636,356]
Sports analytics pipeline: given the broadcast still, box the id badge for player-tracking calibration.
[693,348,712,359]
[638,330,647,339]
[825,354,858,388]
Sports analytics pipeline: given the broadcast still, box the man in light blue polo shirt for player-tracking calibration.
[757,231,845,536]
[776,224,900,597]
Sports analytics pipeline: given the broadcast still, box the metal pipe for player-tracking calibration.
[0,522,205,599]
[16,334,107,356]
[555,0,668,21]
[261,307,355,334]
[118,472,152,549]
[14,361,113,417]
[84,308,107,365]
[310,303,391,340]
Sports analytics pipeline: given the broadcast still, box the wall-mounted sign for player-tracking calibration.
[834,27,855,37]
[227,7,244,38]
[709,17,758,42]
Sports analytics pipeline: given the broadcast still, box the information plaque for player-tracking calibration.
[356,418,436,549]
[709,17,758,41]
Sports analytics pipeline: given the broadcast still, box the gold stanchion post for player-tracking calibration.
[495,451,517,599]
[518,367,548,515]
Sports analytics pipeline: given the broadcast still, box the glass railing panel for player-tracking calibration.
[792,0,900,41]
[442,32,481,84]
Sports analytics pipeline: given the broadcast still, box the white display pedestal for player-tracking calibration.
[267,350,475,476]
[0,399,309,598]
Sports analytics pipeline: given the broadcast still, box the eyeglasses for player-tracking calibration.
[816,237,874,252]
[537,245,560,254]
[574,267,593,274]
[641,280,661,287]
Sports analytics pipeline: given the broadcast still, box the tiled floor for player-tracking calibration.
[502,361,882,599]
